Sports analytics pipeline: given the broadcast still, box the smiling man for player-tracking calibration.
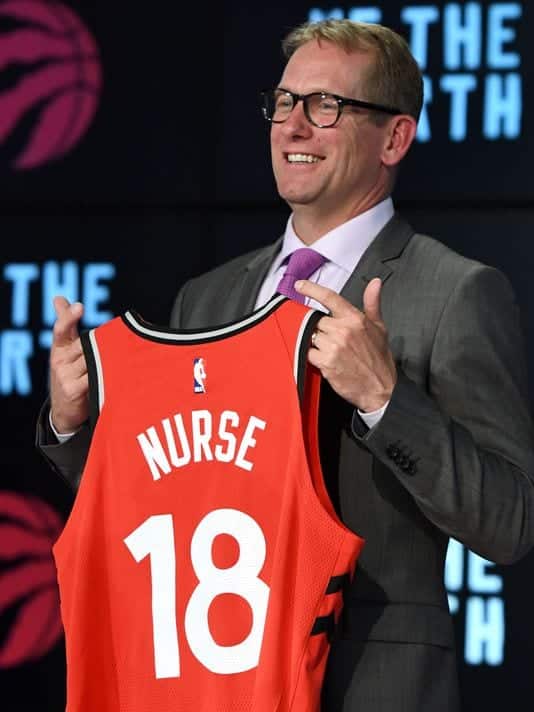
[38,19,534,712]
[268,38,415,242]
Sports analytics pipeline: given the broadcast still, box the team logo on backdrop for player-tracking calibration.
[193,357,207,393]
[0,491,64,667]
[0,0,102,171]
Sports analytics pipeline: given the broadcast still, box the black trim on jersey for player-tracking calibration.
[121,294,289,346]
[311,572,352,642]
[310,612,336,642]
[296,309,322,406]
[80,329,100,435]
[325,572,351,595]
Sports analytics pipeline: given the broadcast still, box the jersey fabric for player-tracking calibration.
[53,295,364,712]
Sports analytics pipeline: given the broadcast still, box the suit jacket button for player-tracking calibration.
[386,444,400,459]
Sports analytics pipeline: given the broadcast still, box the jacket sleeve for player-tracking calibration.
[35,398,92,492]
[352,265,534,564]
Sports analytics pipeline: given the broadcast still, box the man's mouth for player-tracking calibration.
[285,153,323,164]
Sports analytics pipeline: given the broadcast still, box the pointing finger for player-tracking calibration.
[294,280,360,317]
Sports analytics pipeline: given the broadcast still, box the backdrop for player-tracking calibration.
[0,1,532,709]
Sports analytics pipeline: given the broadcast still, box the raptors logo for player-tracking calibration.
[0,0,102,171]
[0,491,64,667]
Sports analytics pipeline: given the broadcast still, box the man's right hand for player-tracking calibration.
[49,296,89,434]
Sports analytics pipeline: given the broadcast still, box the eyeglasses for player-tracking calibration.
[260,88,402,128]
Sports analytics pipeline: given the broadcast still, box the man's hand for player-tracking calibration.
[295,277,396,412]
[49,296,89,434]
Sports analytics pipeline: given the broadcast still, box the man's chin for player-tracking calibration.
[277,187,318,206]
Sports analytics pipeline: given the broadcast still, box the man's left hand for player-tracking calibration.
[295,277,397,412]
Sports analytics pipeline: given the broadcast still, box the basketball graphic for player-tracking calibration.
[0,491,64,668]
[0,0,102,171]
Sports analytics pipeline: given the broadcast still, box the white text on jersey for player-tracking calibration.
[136,410,267,481]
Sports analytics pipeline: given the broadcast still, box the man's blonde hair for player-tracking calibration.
[282,19,423,122]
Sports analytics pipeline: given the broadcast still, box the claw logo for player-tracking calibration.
[0,0,102,171]
[0,491,64,667]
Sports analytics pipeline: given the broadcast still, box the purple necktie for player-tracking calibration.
[276,248,327,304]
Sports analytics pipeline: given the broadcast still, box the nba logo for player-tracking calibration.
[193,358,207,393]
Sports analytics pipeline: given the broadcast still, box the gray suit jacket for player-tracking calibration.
[38,214,534,711]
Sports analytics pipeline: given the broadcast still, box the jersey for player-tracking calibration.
[53,295,364,712]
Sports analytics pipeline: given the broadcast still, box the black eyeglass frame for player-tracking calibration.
[260,88,402,128]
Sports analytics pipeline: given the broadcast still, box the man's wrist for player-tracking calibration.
[49,410,80,443]
[358,400,390,430]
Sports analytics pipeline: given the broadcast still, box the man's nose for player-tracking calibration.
[279,100,313,138]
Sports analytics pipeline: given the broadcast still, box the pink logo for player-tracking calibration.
[0,491,64,668]
[0,0,102,170]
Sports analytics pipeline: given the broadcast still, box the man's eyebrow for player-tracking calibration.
[276,86,337,95]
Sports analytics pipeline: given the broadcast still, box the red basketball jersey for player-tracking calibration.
[53,295,364,712]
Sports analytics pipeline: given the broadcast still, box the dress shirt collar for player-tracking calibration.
[273,197,395,274]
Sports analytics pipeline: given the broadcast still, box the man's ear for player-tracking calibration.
[381,115,418,167]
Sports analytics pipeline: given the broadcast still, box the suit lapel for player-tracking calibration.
[222,213,414,320]
[228,238,283,319]
[340,213,415,309]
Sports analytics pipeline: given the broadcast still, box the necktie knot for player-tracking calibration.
[276,248,327,304]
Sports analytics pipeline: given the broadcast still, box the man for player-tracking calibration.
[38,19,534,712]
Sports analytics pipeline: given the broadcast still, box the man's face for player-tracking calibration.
[271,40,392,224]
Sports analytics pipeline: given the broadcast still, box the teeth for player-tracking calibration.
[287,153,321,163]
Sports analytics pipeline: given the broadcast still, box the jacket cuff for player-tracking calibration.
[35,398,90,491]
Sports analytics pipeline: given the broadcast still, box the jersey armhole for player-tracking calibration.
[295,309,322,405]
[80,329,104,435]
[301,363,339,522]
[293,307,342,522]
[273,302,340,519]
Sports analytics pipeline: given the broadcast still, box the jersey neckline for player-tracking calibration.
[121,294,290,344]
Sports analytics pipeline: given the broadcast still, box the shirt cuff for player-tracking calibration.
[49,410,80,443]
[357,400,390,430]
